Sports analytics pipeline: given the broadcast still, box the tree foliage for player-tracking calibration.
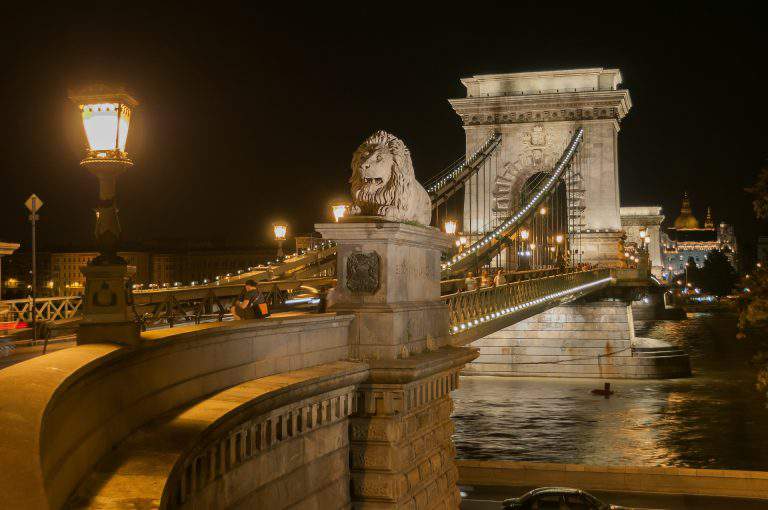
[697,250,737,296]
[745,164,768,220]
[742,163,768,395]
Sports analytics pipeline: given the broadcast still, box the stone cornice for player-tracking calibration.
[621,215,665,227]
[448,89,631,126]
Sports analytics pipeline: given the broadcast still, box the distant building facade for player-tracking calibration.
[662,193,737,276]
[1,251,52,298]
[52,251,151,295]
[4,242,281,297]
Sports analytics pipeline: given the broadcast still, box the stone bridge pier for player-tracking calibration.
[316,220,478,509]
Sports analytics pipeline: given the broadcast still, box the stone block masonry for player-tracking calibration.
[465,299,690,379]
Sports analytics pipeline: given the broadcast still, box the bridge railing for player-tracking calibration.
[0,296,82,324]
[443,268,612,336]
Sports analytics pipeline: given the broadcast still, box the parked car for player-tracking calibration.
[502,487,631,510]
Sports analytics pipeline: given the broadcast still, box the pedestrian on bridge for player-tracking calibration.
[480,269,492,288]
[494,269,507,287]
[231,280,269,320]
[464,272,478,291]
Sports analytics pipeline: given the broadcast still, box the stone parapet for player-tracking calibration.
[0,315,354,510]
[457,460,768,500]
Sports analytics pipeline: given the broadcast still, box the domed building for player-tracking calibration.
[662,192,737,276]
[672,192,700,229]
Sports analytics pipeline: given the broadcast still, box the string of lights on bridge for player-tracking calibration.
[450,274,612,334]
[441,128,584,272]
[132,240,337,292]
[426,132,502,195]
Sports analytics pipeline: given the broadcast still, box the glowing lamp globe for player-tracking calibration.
[520,229,530,240]
[273,224,287,241]
[444,220,458,235]
[71,85,138,163]
[332,204,348,222]
[555,234,564,244]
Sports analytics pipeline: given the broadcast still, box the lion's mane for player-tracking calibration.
[349,130,430,224]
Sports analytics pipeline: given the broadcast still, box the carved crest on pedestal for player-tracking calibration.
[346,252,380,293]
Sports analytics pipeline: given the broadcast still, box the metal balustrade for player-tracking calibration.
[1,296,82,323]
[443,268,613,344]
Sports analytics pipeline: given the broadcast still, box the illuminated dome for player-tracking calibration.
[673,192,700,229]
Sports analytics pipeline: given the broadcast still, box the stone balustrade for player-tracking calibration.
[0,314,353,509]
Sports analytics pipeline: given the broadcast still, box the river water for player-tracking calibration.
[452,313,768,470]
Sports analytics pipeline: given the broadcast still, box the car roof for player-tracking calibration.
[528,487,583,496]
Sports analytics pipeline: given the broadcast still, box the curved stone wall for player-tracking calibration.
[0,315,353,509]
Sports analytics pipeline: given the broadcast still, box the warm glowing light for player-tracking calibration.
[331,204,347,222]
[520,229,530,240]
[555,234,564,243]
[80,102,132,153]
[273,224,287,240]
[529,243,536,250]
[539,207,547,215]
[459,235,468,246]
[71,86,138,159]
[444,220,458,235]
[639,229,647,239]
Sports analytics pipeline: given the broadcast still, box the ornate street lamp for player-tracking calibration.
[332,204,348,222]
[70,85,140,346]
[274,224,287,258]
[444,220,457,235]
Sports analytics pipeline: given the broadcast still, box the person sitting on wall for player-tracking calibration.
[231,279,269,320]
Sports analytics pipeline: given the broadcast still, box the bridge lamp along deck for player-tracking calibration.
[273,224,287,258]
[331,204,348,222]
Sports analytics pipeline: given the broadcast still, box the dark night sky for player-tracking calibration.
[1,6,766,252]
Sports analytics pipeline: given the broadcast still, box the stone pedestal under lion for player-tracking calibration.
[349,130,432,226]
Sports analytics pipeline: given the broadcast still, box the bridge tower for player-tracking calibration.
[449,68,632,266]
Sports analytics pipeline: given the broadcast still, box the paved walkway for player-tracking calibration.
[460,485,768,509]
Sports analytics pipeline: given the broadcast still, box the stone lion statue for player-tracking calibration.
[349,130,432,225]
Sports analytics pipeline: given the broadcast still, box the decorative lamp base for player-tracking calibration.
[77,263,139,347]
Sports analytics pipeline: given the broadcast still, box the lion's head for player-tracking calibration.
[350,130,416,216]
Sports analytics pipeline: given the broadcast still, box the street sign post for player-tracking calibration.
[24,194,43,342]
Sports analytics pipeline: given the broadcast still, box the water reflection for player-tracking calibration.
[452,313,768,469]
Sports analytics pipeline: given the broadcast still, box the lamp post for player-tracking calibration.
[70,85,140,346]
[274,224,287,259]
[519,228,530,270]
[555,233,565,267]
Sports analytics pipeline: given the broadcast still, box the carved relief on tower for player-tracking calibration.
[491,123,569,215]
